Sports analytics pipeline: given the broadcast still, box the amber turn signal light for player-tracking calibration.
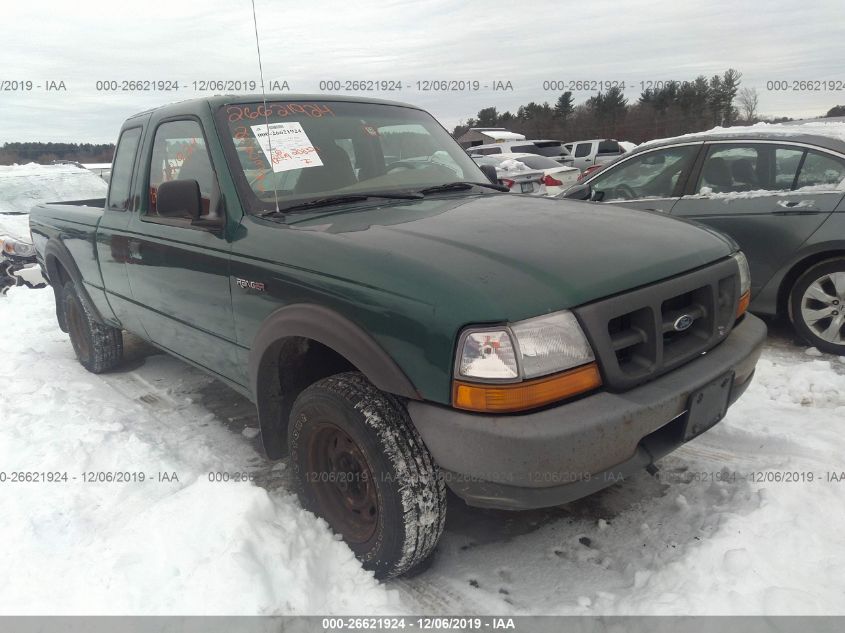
[736,291,750,318]
[453,362,602,413]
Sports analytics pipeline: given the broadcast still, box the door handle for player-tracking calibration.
[777,199,815,209]
[773,199,819,215]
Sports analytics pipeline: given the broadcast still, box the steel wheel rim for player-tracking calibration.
[306,422,379,544]
[66,298,92,361]
[801,271,845,345]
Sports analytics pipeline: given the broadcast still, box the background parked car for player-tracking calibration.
[561,123,845,354]
[467,139,575,166]
[563,138,627,170]
[486,153,579,196]
[471,155,547,195]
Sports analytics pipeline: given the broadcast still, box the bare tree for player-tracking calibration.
[738,87,760,122]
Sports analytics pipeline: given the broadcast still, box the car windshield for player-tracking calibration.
[216,100,487,213]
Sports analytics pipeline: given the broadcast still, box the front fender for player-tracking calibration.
[248,303,420,458]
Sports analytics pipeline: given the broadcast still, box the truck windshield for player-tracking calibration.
[216,100,488,214]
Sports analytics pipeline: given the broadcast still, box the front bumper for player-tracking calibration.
[408,313,767,510]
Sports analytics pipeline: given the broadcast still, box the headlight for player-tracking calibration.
[457,329,519,380]
[731,251,750,297]
[0,236,36,259]
[454,310,601,412]
[511,311,595,378]
[731,251,751,317]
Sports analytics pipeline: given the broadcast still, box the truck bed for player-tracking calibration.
[29,199,107,293]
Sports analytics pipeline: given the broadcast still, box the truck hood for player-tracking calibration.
[277,193,735,321]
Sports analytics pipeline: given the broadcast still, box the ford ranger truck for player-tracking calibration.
[29,95,766,579]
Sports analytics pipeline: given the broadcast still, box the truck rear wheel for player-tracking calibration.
[789,257,845,355]
[62,280,123,373]
[288,372,446,579]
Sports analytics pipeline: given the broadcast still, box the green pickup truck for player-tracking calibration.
[29,95,766,579]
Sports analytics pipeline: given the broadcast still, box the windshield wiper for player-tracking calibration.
[418,181,510,194]
[260,192,424,217]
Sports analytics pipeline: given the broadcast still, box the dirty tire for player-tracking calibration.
[62,280,123,373]
[289,371,447,579]
[789,257,845,355]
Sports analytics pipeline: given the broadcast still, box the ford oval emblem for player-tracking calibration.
[674,314,694,332]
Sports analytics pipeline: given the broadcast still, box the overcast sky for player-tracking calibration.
[0,0,843,144]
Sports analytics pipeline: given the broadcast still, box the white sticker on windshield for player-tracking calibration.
[250,122,324,173]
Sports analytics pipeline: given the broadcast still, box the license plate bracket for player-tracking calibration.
[683,371,734,441]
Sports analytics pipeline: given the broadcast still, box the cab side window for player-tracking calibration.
[148,120,216,216]
[107,127,142,211]
[574,143,591,158]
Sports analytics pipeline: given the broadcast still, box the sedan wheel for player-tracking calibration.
[791,258,845,355]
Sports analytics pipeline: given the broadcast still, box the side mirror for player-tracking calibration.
[479,163,499,185]
[561,183,593,200]
[157,179,201,220]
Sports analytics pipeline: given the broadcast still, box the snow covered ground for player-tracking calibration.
[1,286,843,616]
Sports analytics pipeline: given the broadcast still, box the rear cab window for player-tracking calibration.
[597,140,622,155]
[107,127,142,211]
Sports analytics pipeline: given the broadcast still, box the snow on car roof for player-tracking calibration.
[639,120,845,152]
[482,131,527,141]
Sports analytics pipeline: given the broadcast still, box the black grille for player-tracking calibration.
[574,258,740,391]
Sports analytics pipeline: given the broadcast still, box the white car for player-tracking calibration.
[467,139,575,167]
[473,154,579,197]
[471,155,547,195]
[495,153,580,196]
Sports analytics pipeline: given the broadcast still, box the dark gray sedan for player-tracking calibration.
[561,124,845,354]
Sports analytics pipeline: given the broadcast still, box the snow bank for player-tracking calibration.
[0,163,108,241]
[0,290,399,615]
[0,162,108,215]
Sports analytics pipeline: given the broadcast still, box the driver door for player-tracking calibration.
[587,143,703,214]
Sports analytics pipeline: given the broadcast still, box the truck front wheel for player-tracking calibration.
[288,372,446,579]
[62,280,123,373]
